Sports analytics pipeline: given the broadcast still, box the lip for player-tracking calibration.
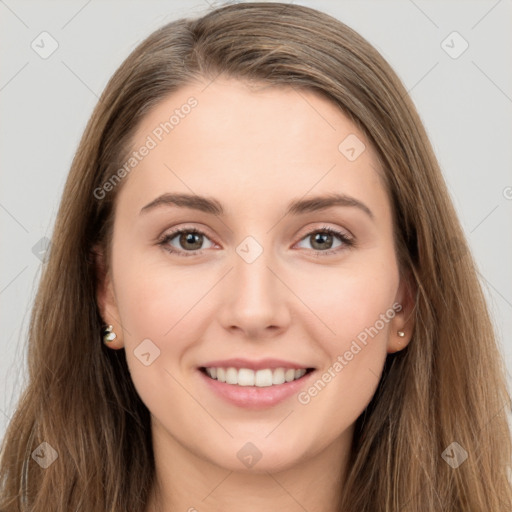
[199,358,314,371]
[198,366,316,409]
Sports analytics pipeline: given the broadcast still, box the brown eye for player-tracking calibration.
[159,227,214,257]
[296,226,354,256]
[177,231,203,250]
[309,231,336,250]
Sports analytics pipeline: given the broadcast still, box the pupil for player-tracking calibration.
[182,232,202,250]
[313,232,332,250]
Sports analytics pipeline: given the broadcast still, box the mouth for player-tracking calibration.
[199,366,315,387]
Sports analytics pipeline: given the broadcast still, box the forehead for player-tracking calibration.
[117,77,389,222]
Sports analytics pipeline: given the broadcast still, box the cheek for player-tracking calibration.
[296,254,399,350]
[114,250,205,343]
[292,251,398,414]
[112,257,208,412]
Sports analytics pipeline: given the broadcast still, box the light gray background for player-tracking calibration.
[1,0,511,443]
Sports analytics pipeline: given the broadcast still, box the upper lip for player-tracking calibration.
[199,358,315,371]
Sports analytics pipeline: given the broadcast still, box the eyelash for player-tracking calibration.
[157,225,355,258]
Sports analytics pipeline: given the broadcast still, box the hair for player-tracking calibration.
[1,2,511,511]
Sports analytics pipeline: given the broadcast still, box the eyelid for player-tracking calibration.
[294,223,354,243]
[157,223,218,242]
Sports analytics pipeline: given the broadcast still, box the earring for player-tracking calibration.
[103,324,117,343]
[397,330,405,337]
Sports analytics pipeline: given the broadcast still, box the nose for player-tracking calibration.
[217,238,291,340]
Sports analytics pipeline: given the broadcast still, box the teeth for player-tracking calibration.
[204,367,308,387]
[255,369,272,387]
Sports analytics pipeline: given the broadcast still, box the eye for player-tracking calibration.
[158,225,355,258]
[158,227,215,257]
[295,225,354,256]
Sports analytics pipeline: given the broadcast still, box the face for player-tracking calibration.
[97,77,413,474]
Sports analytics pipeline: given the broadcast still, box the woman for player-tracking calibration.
[1,2,510,511]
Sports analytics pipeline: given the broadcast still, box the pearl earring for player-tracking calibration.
[397,330,405,337]
[103,324,117,343]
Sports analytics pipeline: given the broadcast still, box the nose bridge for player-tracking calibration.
[233,233,276,298]
[219,231,288,334]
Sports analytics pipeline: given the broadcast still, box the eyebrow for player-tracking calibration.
[140,192,374,220]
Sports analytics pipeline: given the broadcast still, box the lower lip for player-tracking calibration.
[198,369,315,409]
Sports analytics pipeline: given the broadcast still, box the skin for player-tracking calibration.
[96,77,414,512]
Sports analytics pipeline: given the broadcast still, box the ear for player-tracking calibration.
[387,270,416,354]
[93,245,124,350]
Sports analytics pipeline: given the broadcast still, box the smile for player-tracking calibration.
[201,367,314,387]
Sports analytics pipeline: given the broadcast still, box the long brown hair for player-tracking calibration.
[1,3,510,510]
